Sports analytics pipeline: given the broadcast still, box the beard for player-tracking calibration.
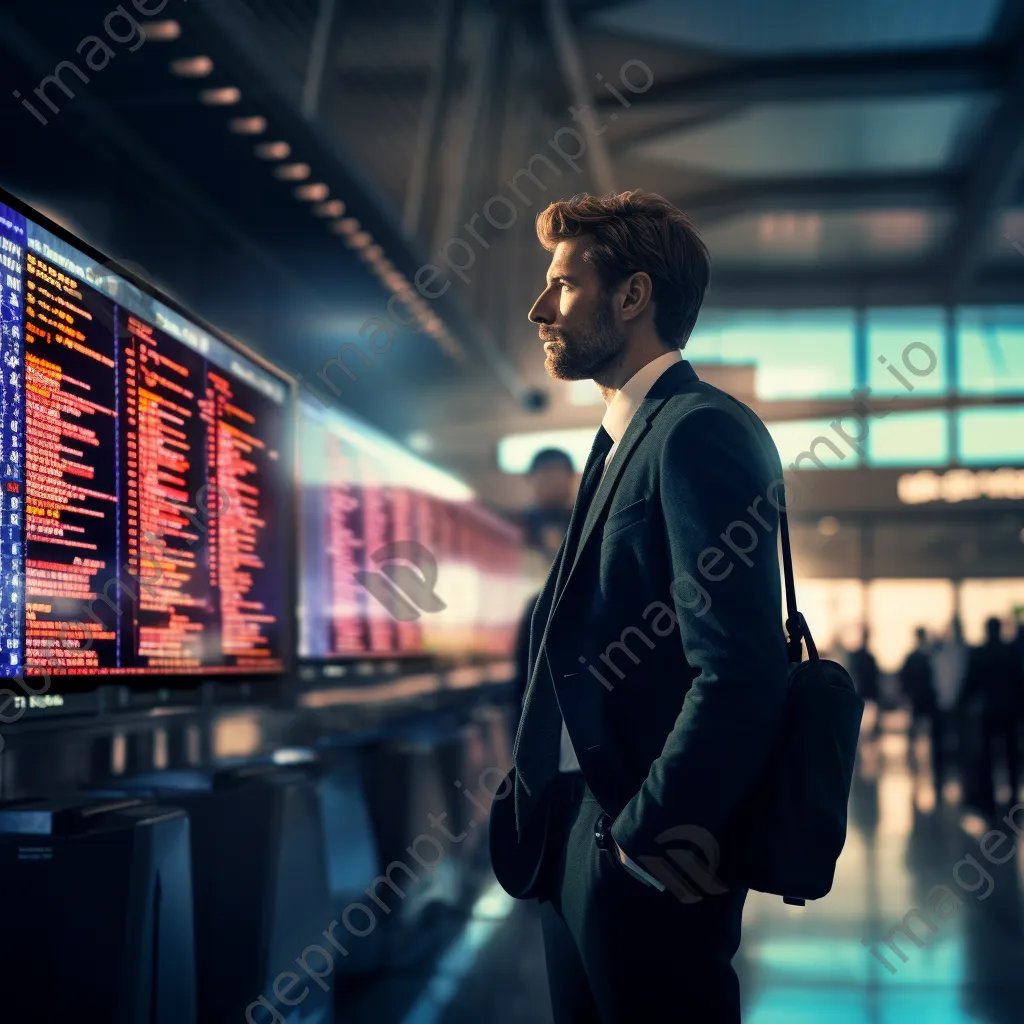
[540,297,625,381]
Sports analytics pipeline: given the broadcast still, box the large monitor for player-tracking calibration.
[297,398,526,662]
[0,189,294,690]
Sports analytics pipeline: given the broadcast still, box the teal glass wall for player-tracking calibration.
[504,307,1024,473]
[957,307,1024,395]
[686,310,856,399]
[866,308,948,396]
[866,410,950,466]
[958,407,1024,464]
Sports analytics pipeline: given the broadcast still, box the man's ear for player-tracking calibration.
[619,271,653,324]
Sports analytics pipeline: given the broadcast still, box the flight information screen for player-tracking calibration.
[0,194,292,683]
[298,400,526,661]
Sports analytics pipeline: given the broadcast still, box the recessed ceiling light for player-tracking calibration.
[229,116,267,135]
[331,217,361,235]
[200,87,242,106]
[817,516,840,538]
[295,183,329,202]
[255,141,291,160]
[314,200,346,217]
[171,57,214,77]
[273,163,311,181]
[364,244,384,261]
[347,231,373,248]
[145,20,181,41]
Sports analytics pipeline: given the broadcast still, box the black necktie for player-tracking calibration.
[550,425,614,607]
[514,425,614,829]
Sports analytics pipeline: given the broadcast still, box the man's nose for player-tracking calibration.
[529,294,553,324]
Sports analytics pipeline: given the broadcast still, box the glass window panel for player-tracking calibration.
[957,407,1024,464]
[959,579,1024,645]
[683,326,723,362]
[866,580,955,672]
[794,579,866,656]
[957,307,1024,394]
[767,418,862,469]
[498,428,595,474]
[866,411,949,466]
[866,308,947,395]
[687,311,856,400]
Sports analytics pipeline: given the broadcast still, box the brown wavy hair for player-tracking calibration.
[535,190,710,348]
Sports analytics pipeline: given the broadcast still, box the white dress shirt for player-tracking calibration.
[557,347,683,887]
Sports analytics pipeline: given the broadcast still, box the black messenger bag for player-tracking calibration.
[730,486,865,905]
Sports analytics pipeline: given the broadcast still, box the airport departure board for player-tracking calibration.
[297,400,526,661]
[0,192,292,683]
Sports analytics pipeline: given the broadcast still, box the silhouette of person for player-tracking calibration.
[960,617,1024,812]
[850,627,882,738]
[930,616,968,796]
[899,627,940,787]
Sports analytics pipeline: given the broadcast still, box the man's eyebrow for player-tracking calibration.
[546,272,574,285]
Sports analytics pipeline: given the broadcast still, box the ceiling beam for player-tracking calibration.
[681,173,958,225]
[944,33,1024,297]
[327,64,470,92]
[403,0,464,237]
[546,0,617,193]
[596,46,1005,109]
[609,103,745,154]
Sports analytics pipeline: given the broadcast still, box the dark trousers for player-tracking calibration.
[982,715,1021,803]
[537,772,747,1024]
[909,706,955,792]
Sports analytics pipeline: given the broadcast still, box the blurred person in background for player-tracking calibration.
[899,627,939,787]
[521,448,575,557]
[929,616,968,797]
[513,448,576,716]
[959,616,1024,812]
[850,627,882,738]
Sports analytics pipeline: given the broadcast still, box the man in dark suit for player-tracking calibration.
[489,190,790,1023]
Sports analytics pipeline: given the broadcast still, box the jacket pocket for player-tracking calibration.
[602,497,648,538]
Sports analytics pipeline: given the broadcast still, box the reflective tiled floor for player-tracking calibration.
[339,716,1024,1024]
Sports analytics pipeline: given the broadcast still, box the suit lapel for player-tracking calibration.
[513,358,699,748]
[512,528,566,760]
[550,358,698,623]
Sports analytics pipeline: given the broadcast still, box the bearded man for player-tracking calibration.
[490,190,790,1023]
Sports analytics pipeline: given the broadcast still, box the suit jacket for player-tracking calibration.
[491,358,791,898]
[513,591,541,714]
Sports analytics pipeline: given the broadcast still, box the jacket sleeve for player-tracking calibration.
[512,592,539,713]
[610,404,790,860]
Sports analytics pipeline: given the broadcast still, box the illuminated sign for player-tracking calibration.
[898,468,1024,504]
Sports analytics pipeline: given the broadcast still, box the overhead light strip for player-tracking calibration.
[163,51,460,356]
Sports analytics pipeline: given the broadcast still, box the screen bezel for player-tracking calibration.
[0,184,299,697]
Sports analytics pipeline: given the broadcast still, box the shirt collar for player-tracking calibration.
[600,348,682,445]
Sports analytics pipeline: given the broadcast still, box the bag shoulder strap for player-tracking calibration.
[695,391,817,665]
